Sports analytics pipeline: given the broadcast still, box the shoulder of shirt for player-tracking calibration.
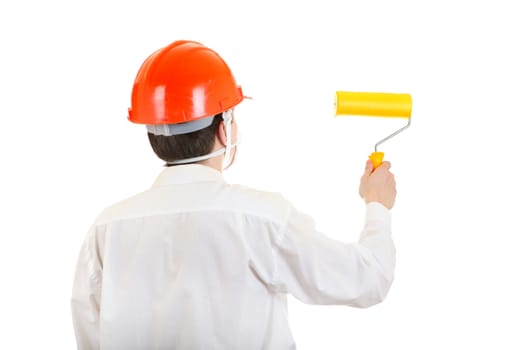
[225,183,294,221]
[92,190,150,226]
[92,183,294,227]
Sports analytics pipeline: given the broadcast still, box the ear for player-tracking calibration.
[216,120,227,147]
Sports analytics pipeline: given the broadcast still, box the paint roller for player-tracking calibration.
[334,91,412,169]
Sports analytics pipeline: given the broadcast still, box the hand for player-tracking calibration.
[359,160,397,209]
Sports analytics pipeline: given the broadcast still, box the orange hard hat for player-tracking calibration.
[128,40,245,125]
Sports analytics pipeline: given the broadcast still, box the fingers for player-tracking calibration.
[364,160,393,179]
[379,161,391,171]
[382,163,395,184]
[365,160,391,177]
[364,159,374,176]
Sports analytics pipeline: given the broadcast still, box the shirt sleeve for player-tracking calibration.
[71,226,103,349]
[270,202,396,308]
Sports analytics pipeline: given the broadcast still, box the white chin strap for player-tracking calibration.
[165,109,236,169]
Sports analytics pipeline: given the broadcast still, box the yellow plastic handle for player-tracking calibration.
[369,152,384,169]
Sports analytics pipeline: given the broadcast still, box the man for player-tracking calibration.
[72,40,397,349]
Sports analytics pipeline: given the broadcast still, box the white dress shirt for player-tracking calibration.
[72,164,395,349]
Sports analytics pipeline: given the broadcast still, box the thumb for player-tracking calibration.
[363,159,374,176]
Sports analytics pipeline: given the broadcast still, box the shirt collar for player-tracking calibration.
[151,164,224,187]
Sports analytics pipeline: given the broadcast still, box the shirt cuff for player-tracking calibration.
[365,202,392,228]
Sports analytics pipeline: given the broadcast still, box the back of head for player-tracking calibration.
[147,114,222,164]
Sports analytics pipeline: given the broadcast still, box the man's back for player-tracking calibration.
[74,165,295,349]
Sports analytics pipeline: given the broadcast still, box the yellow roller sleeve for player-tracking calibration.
[335,92,412,118]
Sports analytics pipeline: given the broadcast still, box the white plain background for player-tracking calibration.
[1,0,524,349]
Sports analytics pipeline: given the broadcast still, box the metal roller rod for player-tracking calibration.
[375,118,411,152]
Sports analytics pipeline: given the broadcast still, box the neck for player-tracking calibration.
[197,143,224,172]
[197,157,223,173]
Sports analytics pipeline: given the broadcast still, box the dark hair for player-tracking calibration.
[148,114,222,165]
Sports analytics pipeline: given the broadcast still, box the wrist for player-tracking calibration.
[364,193,380,204]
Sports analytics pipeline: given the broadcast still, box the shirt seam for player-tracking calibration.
[269,204,293,290]
[95,207,287,230]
